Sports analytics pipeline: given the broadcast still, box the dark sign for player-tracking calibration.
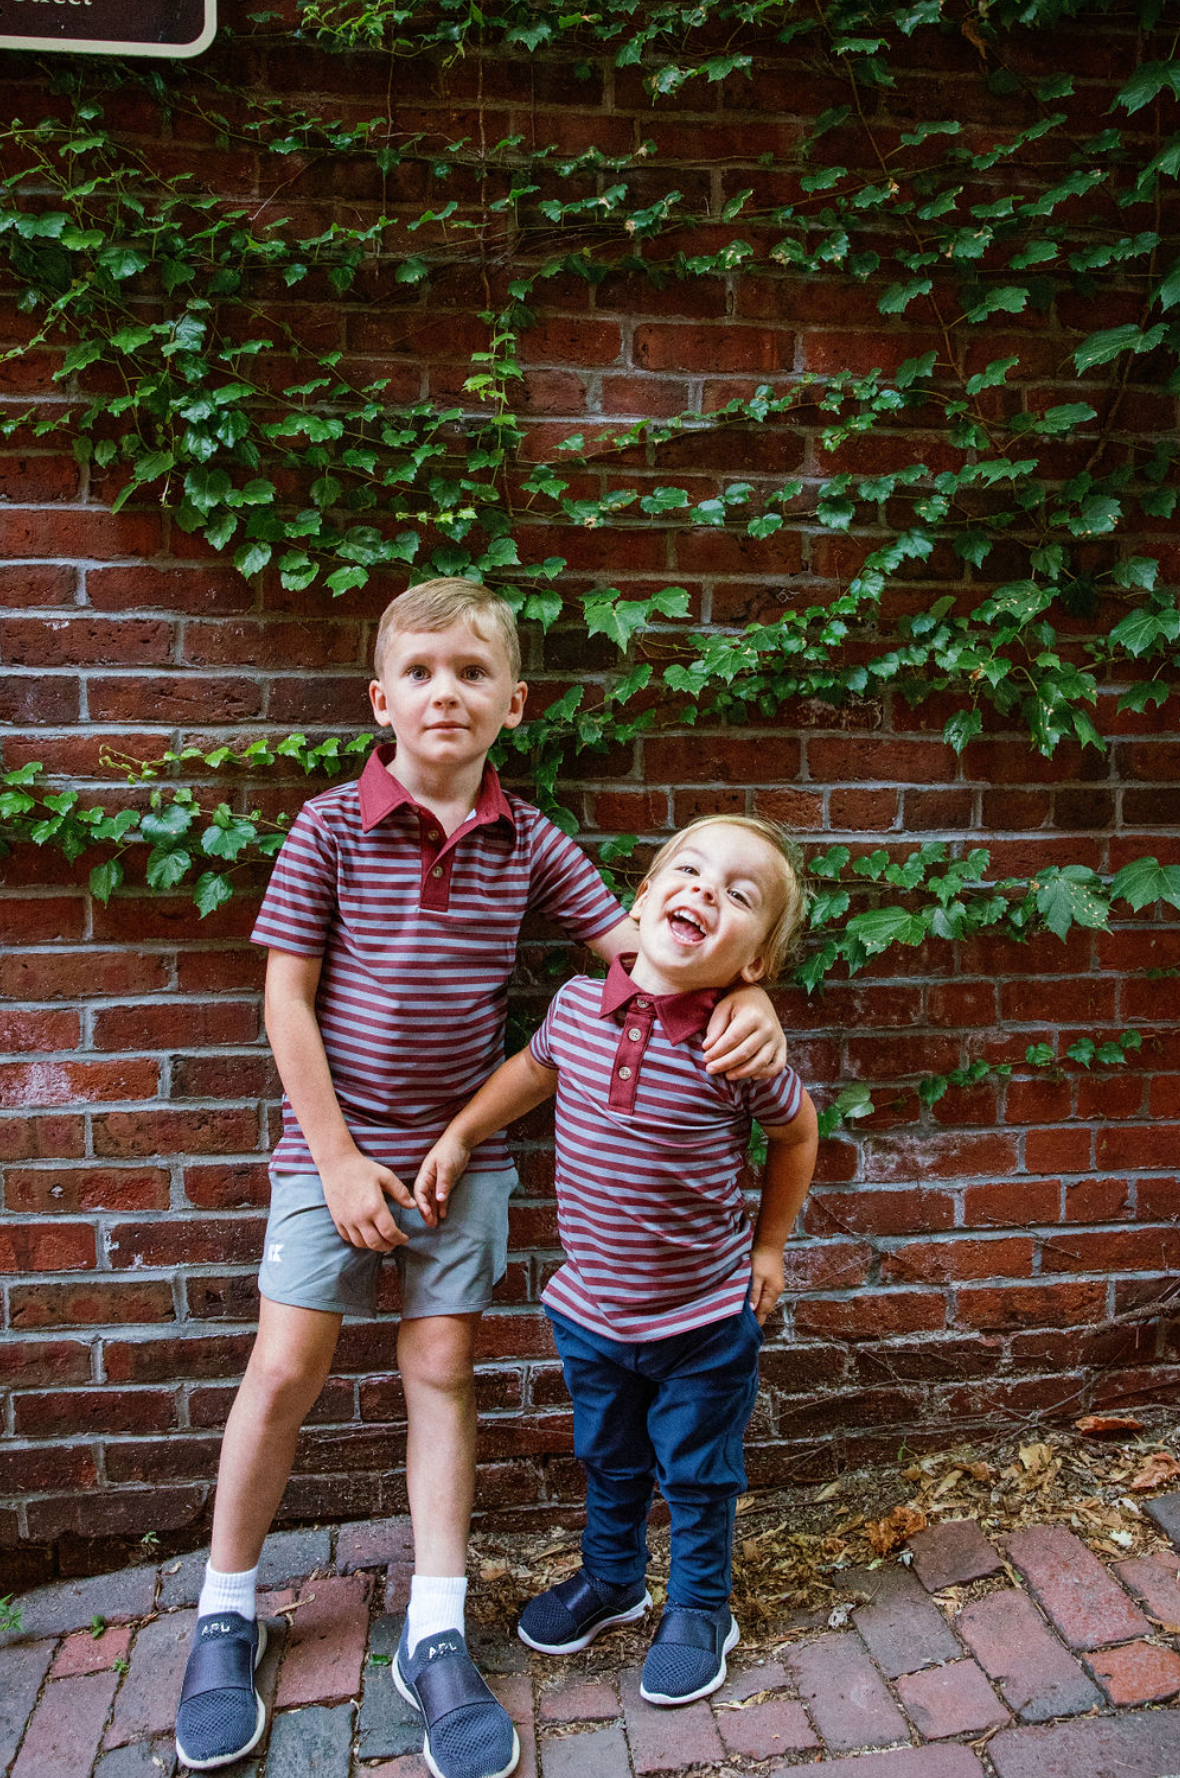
[0,0,215,58]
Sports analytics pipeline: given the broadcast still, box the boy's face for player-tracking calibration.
[369,619,526,782]
[631,823,783,996]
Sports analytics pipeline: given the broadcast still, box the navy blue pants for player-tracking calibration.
[547,1304,762,1610]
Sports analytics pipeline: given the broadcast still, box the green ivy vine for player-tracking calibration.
[1,0,1178,1111]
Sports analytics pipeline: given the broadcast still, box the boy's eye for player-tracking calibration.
[406,665,430,680]
[462,665,487,680]
[730,888,752,907]
[675,862,698,877]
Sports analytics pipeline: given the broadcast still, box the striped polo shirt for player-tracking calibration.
[252,745,624,1179]
[530,957,804,1341]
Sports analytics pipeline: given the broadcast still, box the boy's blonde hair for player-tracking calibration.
[374,578,521,680]
[640,815,808,982]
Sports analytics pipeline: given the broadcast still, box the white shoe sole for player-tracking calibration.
[640,1615,739,1707]
[394,1648,521,1778]
[517,1590,652,1655]
[176,1619,268,1770]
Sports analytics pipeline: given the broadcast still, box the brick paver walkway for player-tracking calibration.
[4,1500,1180,1777]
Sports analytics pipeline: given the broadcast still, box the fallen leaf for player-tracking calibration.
[1019,1442,1053,1474]
[1130,1451,1180,1491]
[1075,1414,1144,1436]
[866,1503,928,1555]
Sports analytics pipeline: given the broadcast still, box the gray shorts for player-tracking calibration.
[257,1166,519,1320]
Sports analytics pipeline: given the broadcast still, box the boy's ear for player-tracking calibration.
[738,953,768,985]
[632,880,649,918]
[369,679,393,727]
[501,679,527,731]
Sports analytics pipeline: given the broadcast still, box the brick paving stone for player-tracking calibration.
[95,1739,178,1777]
[365,1757,432,1778]
[356,1614,424,1761]
[715,1657,791,1702]
[1002,1525,1149,1650]
[1086,1637,1180,1704]
[956,1589,1102,1723]
[266,1701,355,1774]
[895,1659,1009,1739]
[988,1709,1180,1778]
[907,1521,1004,1593]
[1143,1491,1180,1548]
[52,1622,133,1677]
[257,1528,334,1591]
[491,1671,538,1778]
[0,1639,55,1772]
[715,1696,818,1758]
[157,1550,207,1610]
[469,1622,530,1674]
[620,1665,726,1773]
[1115,1550,1180,1627]
[783,1631,909,1753]
[542,1723,632,1778]
[337,1515,414,1572]
[105,1609,196,1747]
[275,1572,373,1707]
[799,1748,987,1777]
[3,1565,157,1641]
[385,1566,413,1615]
[12,1668,120,1778]
[538,1677,620,1721]
[846,1563,962,1677]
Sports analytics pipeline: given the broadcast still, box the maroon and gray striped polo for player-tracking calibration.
[530,956,804,1342]
[252,745,624,1180]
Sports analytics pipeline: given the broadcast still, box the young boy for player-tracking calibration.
[174,582,788,1776]
[414,815,819,1708]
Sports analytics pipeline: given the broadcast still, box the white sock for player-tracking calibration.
[406,1574,468,1651]
[198,1560,258,1622]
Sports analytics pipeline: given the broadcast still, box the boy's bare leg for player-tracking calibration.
[398,1310,479,1576]
[210,1297,342,1572]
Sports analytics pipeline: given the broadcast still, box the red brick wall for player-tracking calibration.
[1,6,1178,1578]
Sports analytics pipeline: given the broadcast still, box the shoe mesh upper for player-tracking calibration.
[176,1688,256,1760]
[428,1700,517,1778]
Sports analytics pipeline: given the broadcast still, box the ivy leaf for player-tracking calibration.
[1034,867,1110,939]
[145,846,192,890]
[943,709,982,754]
[89,859,124,904]
[193,871,234,918]
[878,278,932,315]
[845,906,927,954]
[965,285,1028,324]
[1074,322,1167,372]
[1111,856,1180,912]
[140,805,194,843]
[1115,60,1180,115]
[234,542,272,577]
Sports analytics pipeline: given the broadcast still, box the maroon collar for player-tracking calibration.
[598,954,722,1045]
[358,744,515,835]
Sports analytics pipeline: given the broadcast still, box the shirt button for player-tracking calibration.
[628,1027,642,1041]
[618,1065,632,1080]
[431,865,443,878]
[427,829,440,842]
[635,998,650,1009]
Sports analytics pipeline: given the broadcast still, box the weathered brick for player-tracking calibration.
[896,1658,1010,1739]
[541,1724,631,1778]
[105,1610,196,1747]
[847,1562,962,1677]
[51,1624,134,1677]
[620,1664,726,1771]
[5,1565,158,1640]
[12,1669,120,1778]
[988,1710,1180,1778]
[1086,1637,1180,1705]
[0,1640,55,1771]
[275,1573,373,1707]
[783,1631,909,1752]
[265,1700,356,1773]
[1114,1549,1180,1627]
[956,1589,1102,1722]
[714,1695,818,1757]
[780,1746,987,1777]
[907,1520,1004,1592]
[1001,1525,1149,1650]
[537,1678,620,1722]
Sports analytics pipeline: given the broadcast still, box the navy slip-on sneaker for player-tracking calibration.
[517,1568,651,1655]
[639,1603,739,1706]
[175,1610,268,1770]
[394,1622,519,1778]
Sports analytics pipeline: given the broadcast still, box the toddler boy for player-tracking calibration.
[174,583,787,1776]
[415,815,818,1708]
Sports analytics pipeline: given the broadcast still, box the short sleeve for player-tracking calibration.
[525,814,625,944]
[746,1065,804,1130]
[251,805,338,956]
[528,990,565,1071]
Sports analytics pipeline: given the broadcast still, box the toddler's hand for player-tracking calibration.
[321,1154,414,1251]
[749,1242,785,1324]
[413,1134,471,1226]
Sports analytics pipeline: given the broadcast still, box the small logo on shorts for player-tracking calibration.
[266,1242,283,1264]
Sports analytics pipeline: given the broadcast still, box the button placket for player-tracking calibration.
[608,1002,653,1112]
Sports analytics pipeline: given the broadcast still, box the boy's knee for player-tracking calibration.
[246,1342,332,1413]
[398,1315,477,1396]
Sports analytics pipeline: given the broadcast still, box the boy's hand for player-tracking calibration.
[702,985,786,1080]
[414,1133,471,1227]
[321,1154,415,1251]
[749,1242,785,1324]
